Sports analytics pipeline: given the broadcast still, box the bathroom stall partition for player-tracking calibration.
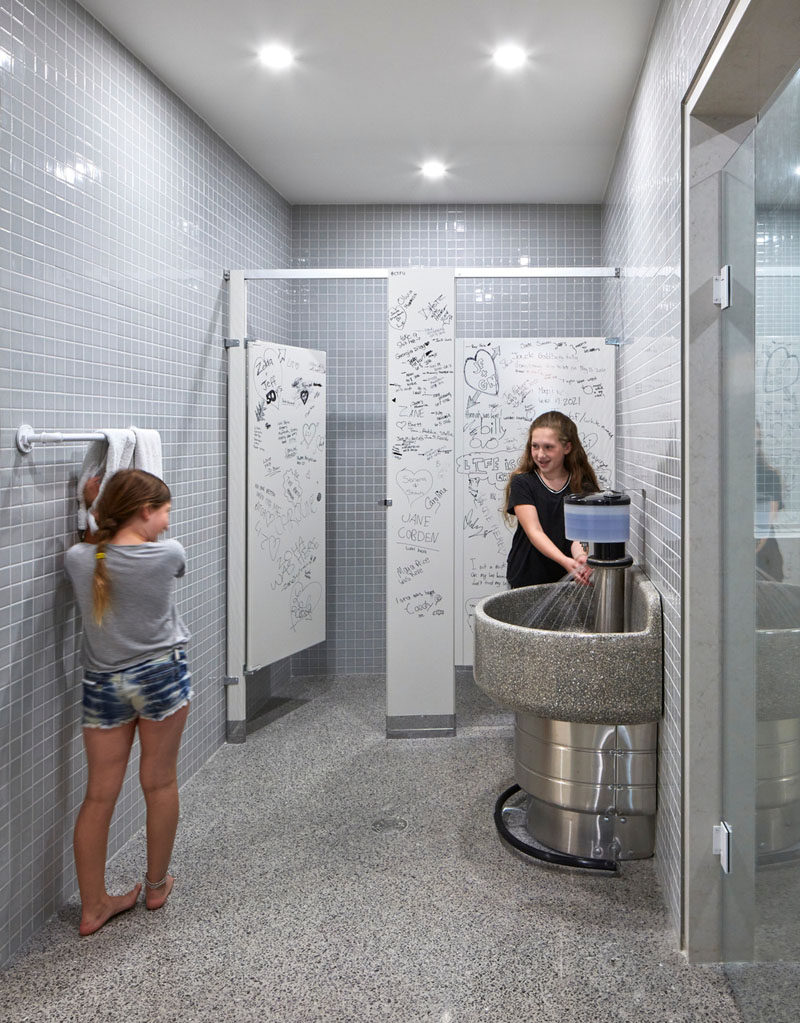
[226,266,618,741]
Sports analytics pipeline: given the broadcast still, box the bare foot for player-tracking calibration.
[145,873,174,911]
[79,884,142,936]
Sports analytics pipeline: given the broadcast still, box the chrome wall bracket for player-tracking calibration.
[712,265,731,309]
[713,820,732,873]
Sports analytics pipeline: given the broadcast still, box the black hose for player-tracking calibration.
[494,784,619,873]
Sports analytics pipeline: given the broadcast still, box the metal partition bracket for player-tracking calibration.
[713,265,731,309]
[223,338,240,349]
[713,820,732,873]
[223,676,240,687]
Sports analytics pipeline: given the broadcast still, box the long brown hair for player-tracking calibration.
[92,469,171,624]
[503,410,599,522]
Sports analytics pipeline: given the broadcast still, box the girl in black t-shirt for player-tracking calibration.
[503,411,600,588]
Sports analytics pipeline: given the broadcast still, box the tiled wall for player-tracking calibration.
[4,0,728,969]
[289,205,603,675]
[601,0,730,938]
[0,0,290,965]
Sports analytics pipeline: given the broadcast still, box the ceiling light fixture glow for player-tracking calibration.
[258,43,294,70]
[492,44,527,71]
[421,160,446,179]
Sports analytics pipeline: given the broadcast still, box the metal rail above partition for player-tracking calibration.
[233,266,619,280]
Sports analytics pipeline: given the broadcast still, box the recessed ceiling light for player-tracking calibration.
[794,165,800,176]
[421,160,446,179]
[493,44,527,71]
[258,43,294,71]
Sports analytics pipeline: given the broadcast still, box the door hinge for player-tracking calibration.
[713,265,731,309]
[712,820,732,873]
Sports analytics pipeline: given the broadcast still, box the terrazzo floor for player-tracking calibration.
[2,673,759,1022]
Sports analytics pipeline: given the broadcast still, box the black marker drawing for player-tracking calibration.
[389,289,418,330]
[764,346,800,394]
[396,466,433,505]
[290,581,322,629]
[463,349,499,395]
[282,469,302,503]
[253,347,282,403]
[421,294,453,326]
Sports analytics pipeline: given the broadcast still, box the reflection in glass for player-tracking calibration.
[753,65,800,964]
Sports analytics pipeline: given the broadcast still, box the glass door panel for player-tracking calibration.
[719,65,800,978]
[752,67,800,963]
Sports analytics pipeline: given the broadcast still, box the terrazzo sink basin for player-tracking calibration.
[473,565,663,725]
[755,581,800,854]
[756,581,800,721]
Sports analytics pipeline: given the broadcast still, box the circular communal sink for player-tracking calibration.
[474,565,663,862]
[473,565,663,725]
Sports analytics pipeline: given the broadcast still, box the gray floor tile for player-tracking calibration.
[3,674,744,1023]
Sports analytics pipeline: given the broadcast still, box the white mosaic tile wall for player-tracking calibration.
[0,0,290,965]
[601,0,731,938]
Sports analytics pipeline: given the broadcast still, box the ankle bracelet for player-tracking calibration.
[145,872,169,889]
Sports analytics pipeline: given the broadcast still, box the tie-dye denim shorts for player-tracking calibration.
[82,648,193,728]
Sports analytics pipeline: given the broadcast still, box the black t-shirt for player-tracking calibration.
[506,472,572,588]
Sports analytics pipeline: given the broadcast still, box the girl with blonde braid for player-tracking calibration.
[65,469,191,935]
[504,411,600,588]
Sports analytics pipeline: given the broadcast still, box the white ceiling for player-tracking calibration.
[77,0,661,205]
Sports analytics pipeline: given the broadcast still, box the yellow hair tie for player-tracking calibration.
[95,552,106,560]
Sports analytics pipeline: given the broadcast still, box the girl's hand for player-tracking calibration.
[83,475,102,507]
[568,554,593,586]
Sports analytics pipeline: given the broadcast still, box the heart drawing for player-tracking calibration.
[764,346,800,394]
[291,582,322,629]
[397,467,433,504]
[463,349,499,395]
[302,422,317,446]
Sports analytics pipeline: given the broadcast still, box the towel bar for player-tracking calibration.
[16,424,107,454]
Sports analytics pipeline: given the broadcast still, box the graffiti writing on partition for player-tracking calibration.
[290,581,322,629]
[389,289,417,330]
[395,589,444,618]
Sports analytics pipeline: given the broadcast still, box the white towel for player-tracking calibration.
[76,428,136,531]
[131,427,163,479]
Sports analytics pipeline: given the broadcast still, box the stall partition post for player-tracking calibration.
[225,269,247,742]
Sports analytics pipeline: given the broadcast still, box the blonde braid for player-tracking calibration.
[91,517,117,625]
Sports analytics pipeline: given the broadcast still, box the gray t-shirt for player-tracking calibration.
[65,539,190,671]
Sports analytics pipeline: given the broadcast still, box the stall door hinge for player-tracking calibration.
[713,265,731,309]
[712,820,732,873]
